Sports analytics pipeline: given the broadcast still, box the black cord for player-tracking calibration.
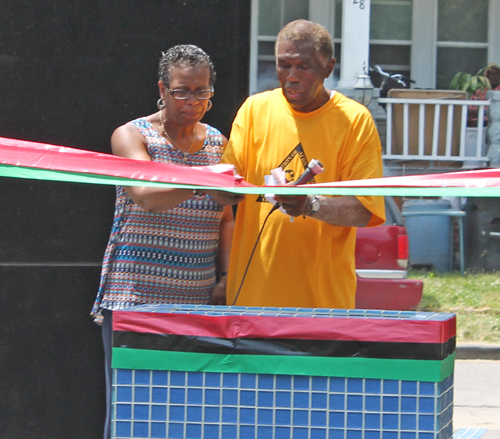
[231,206,276,306]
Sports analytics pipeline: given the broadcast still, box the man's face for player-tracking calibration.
[276,38,335,113]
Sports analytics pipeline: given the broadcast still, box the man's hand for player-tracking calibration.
[204,190,244,206]
[273,194,311,217]
[209,276,227,305]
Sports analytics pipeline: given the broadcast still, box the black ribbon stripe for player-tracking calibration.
[113,332,455,361]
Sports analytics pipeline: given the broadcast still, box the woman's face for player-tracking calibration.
[159,65,212,126]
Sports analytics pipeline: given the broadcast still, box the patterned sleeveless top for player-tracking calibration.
[91,117,225,322]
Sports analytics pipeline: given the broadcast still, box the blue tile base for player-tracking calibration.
[111,370,453,439]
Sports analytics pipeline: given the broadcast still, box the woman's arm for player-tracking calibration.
[112,123,198,211]
[209,205,235,305]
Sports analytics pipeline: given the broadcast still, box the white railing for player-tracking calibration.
[378,97,490,165]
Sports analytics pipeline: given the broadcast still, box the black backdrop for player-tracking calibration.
[0,1,250,438]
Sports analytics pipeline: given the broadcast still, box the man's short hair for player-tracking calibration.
[158,44,216,87]
[275,19,334,61]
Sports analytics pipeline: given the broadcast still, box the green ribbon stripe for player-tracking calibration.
[112,348,455,382]
[1,164,500,197]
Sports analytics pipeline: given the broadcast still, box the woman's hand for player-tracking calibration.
[209,275,227,305]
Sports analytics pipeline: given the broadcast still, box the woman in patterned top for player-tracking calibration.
[93,44,238,439]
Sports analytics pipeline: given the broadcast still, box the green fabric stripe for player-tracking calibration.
[112,348,455,382]
[1,164,500,197]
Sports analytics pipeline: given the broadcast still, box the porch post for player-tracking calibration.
[337,0,371,88]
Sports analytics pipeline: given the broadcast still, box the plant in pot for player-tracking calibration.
[449,70,491,127]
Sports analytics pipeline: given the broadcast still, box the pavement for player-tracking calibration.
[453,343,500,438]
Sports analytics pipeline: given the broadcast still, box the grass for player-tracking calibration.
[409,270,500,344]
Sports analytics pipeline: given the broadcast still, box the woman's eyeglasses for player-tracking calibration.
[168,88,214,100]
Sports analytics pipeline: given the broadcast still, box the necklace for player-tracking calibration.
[159,110,196,161]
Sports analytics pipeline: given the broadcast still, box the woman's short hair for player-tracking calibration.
[275,19,334,61]
[158,44,216,87]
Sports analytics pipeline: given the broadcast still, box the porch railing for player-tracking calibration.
[377,97,490,165]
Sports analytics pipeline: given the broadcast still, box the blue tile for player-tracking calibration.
[347,412,363,428]
[134,386,150,402]
[329,394,345,410]
[133,421,149,437]
[347,378,363,393]
[383,432,398,439]
[258,374,274,389]
[366,430,381,439]
[383,396,399,412]
[401,414,417,429]
[330,377,345,392]
[223,389,238,405]
[418,433,434,439]
[117,369,133,385]
[293,427,309,439]
[152,387,167,403]
[258,408,273,425]
[276,426,291,439]
[418,414,435,431]
[258,391,274,407]
[312,376,328,391]
[205,389,221,405]
[151,405,167,421]
[168,423,184,438]
[204,424,220,439]
[293,409,308,426]
[293,392,309,408]
[169,405,185,422]
[152,370,168,386]
[365,395,381,412]
[170,388,185,404]
[364,413,380,429]
[329,429,345,439]
[221,425,237,438]
[240,425,256,439]
[383,380,399,394]
[365,379,381,394]
[258,426,274,438]
[294,376,310,390]
[187,388,203,404]
[204,406,220,423]
[401,396,417,413]
[223,373,239,388]
[151,422,167,438]
[312,392,327,409]
[276,391,292,408]
[347,395,363,411]
[186,423,202,439]
[115,421,131,437]
[402,432,416,439]
[170,371,186,386]
[240,373,257,388]
[419,382,435,396]
[311,428,327,439]
[222,407,237,423]
[419,397,435,413]
[133,404,149,420]
[187,406,202,422]
[240,407,256,424]
[116,386,132,402]
[187,372,203,387]
[276,375,292,390]
[240,390,256,406]
[402,381,418,395]
[205,372,221,387]
[329,412,345,428]
[347,429,363,439]
[382,413,398,429]
[116,403,132,420]
[276,409,291,425]
[311,410,327,427]
[135,370,151,385]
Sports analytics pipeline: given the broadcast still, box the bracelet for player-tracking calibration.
[217,272,228,282]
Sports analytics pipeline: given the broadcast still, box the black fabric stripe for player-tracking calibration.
[113,332,456,361]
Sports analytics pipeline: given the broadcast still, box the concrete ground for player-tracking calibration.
[453,355,500,436]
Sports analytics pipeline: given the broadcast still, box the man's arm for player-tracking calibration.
[273,194,372,227]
